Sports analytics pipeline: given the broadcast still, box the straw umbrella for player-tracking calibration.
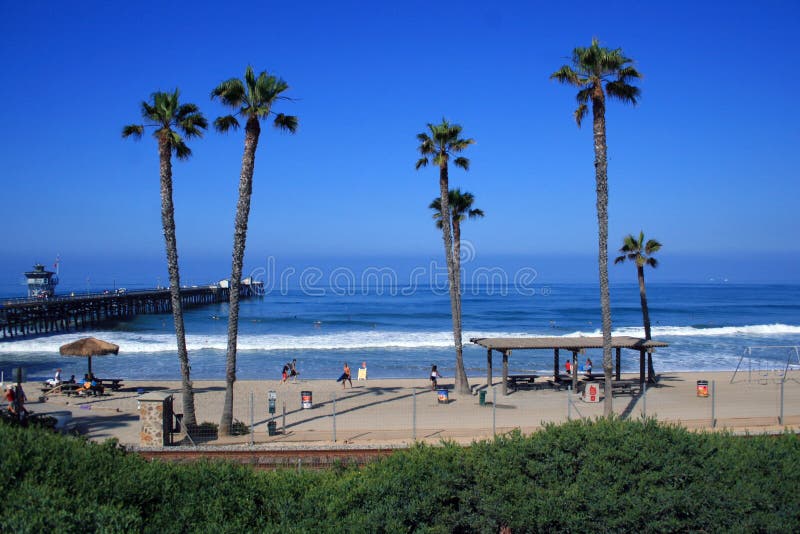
[59,337,119,376]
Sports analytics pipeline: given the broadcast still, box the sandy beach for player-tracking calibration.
[16,370,799,449]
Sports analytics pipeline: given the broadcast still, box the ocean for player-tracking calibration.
[2,282,800,383]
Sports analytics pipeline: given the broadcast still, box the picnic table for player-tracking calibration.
[40,382,82,396]
[40,378,123,397]
[609,379,641,397]
[96,378,124,391]
[506,374,540,391]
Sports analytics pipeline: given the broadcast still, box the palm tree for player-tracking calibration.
[211,66,298,435]
[551,38,642,415]
[615,231,661,382]
[429,189,485,309]
[122,90,207,426]
[416,120,474,395]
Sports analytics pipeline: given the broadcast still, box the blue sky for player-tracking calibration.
[1,0,798,287]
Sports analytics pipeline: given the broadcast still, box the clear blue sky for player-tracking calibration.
[1,0,798,286]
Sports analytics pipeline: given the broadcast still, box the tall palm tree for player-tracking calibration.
[122,90,207,426]
[211,66,298,435]
[551,38,642,415]
[615,231,661,382]
[429,189,485,308]
[416,120,474,395]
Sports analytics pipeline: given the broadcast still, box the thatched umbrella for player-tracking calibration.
[59,337,119,376]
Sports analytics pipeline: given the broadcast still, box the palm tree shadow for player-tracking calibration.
[262,387,438,429]
[618,394,641,420]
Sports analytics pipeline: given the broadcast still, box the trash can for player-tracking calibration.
[267,420,278,435]
[437,389,449,404]
[301,390,313,409]
[696,380,709,397]
[583,383,600,403]
[479,390,486,406]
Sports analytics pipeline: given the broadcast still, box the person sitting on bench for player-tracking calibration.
[46,368,62,387]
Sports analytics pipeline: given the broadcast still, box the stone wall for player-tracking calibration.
[139,392,173,447]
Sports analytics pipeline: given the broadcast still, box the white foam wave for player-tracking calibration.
[3,323,799,353]
[562,324,800,338]
[0,330,524,353]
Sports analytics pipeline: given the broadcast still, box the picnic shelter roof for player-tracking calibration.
[470,336,668,352]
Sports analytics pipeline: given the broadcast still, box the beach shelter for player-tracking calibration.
[59,337,119,375]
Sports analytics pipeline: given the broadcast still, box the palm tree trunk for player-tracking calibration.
[220,117,261,435]
[439,166,470,394]
[158,137,196,426]
[637,265,651,340]
[638,265,657,382]
[453,218,463,337]
[592,88,614,417]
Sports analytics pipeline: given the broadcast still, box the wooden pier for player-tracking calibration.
[0,282,262,339]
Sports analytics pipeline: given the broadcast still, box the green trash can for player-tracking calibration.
[479,390,487,406]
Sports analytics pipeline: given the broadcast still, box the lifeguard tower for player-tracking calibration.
[25,264,58,299]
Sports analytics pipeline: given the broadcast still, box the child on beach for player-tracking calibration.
[281,363,289,383]
[585,358,593,376]
[430,365,441,390]
[4,385,15,412]
[565,360,572,375]
[336,362,352,388]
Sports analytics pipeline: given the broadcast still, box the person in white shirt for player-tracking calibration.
[46,368,62,387]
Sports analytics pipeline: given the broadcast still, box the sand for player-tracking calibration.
[18,370,800,448]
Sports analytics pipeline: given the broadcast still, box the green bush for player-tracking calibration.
[1,418,798,532]
[230,419,249,436]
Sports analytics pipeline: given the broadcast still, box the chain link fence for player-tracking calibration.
[169,373,800,447]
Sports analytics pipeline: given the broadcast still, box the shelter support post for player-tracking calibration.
[572,351,578,392]
[639,349,645,384]
[615,348,621,380]
[502,351,509,396]
[487,349,493,388]
[554,348,559,380]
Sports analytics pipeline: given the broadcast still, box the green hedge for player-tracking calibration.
[1,418,798,533]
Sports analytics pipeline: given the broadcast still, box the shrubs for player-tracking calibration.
[185,421,218,441]
[1,418,798,532]
[230,419,249,436]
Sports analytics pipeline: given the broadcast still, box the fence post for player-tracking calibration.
[412,387,417,441]
[249,391,254,446]
[492,386,497,436]
[711,380,716,428]
[642,381,647,419]
[332,393,337,443]
[567,385,571,420]
[779,378,785,425]
[282,402,286,433]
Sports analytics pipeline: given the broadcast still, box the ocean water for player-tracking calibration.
[2,283,799,382]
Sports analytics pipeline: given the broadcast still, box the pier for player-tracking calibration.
[0,282,262,339]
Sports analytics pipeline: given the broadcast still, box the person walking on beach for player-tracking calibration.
[289,359,299,382]
[585,358,593,376]
[430,365,442,390]
[337,362,352,388]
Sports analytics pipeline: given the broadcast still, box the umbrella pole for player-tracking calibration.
[88,356,92,377]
